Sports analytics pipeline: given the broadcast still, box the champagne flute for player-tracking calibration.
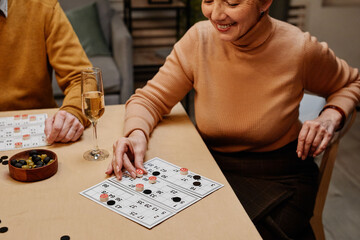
[81,67,109,161]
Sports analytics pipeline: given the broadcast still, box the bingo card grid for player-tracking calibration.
[143,157,224,198]
[0,114,48,151]
[80,180,176,229]
[80,157,223,229]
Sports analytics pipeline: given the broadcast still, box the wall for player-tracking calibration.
[306,0,360,68]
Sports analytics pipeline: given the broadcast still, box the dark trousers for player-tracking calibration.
[210,141,319,240]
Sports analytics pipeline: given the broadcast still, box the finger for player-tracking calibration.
[61,119,83,142]
[112,155,121,180]
[302,128,317,160]
[105,161,114,175]
[60,124,77,143]
[47,112,66,144]
[70,124,84,142]
[133,152,147,174]
[113,142,125,180]
[55,116,75,142]
[308,128,325,156]
[297,124,310,158]
[113,142,124,180]
[312,131,332,157]
[122,153,136,178]
[44,116,54,139]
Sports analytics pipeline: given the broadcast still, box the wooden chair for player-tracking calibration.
[309,108,357,240]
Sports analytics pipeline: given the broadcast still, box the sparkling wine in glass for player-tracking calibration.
[81,67,109,161]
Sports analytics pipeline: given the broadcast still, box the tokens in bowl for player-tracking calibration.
[8,149,58,182]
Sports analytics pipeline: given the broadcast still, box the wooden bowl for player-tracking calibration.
[8,149,58,182]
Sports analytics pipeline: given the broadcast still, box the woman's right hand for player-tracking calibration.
[106,130,148,180]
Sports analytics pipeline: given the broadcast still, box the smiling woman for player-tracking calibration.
[201,0,270,41]
[108,0,360,239]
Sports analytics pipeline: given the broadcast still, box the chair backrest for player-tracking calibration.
[299,93,357,240]
[309,108,357,240]
[59,0,97,11]
[58,0,113,46]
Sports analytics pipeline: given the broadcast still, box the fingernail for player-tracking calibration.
[131,171,136,179]
[116,166,120,173]
[297,151,301,158]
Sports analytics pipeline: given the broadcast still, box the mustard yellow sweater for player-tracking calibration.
[124,15,360,153]
[0,0,91,126]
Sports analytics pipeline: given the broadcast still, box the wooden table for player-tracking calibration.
[0,104,261,240]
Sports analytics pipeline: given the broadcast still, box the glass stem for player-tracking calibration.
[92,121,100,153]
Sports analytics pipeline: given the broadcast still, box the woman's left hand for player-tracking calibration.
[297,108,343,160]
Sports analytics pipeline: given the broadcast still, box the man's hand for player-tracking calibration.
[297,108,342,160]
[106,130,148,180]
[44,110,84,144]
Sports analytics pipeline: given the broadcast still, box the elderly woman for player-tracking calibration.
[107,0,360,238]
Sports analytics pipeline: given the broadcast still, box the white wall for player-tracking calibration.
[306,0,360,68]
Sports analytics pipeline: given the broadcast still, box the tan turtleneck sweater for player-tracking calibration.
[124,15,360,153]
[0,0,92,126]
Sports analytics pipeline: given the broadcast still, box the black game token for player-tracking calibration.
[193,181,201,186]
[172,197,181,202]
[14,163,23,168]
[29,150,38,156]
[107,200,116,206]
[60,235,70,240]
[152,171,160,176]
[143,189,152,194]
[18,160,27,165]
[1,160,8,165]
[1,156,8,160]
[32,156,42,164]
[193,175,201,180]
[43,156,51,164]
[0,227,8,233]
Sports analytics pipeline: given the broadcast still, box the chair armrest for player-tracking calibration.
[111,13,134,103]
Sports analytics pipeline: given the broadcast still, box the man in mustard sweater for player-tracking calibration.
[0,0,92,143]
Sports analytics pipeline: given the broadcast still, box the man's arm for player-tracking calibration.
[44,2,92,143]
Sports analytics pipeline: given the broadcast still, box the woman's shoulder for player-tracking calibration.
[271,17,307,39]
[271,18,329,54]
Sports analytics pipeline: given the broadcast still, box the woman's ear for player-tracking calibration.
[260,0,273,13]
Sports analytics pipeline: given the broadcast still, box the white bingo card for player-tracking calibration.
[0,114,48,151]
[80,157,223,229]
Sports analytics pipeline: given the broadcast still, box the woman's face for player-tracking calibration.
[202,0,265,42]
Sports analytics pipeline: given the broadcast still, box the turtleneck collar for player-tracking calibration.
[230,14,274,51]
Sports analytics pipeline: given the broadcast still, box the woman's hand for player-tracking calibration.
[44,110,84,144]
[106,130,148,180]
[297,108,343,160]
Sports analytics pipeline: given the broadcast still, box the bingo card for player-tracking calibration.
[0,114,48,151]
[80,157,223,229]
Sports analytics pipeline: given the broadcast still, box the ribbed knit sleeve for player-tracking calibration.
[123,25,198,140]
[302,33,360,117]
[45,2,92,126]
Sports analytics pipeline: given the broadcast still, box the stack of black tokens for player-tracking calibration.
[10,150,54,169]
